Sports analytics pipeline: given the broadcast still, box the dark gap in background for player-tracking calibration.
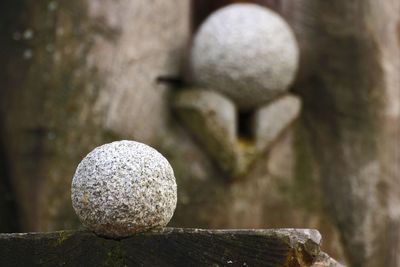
[238,110,255,141]
[0,136,20,233]
[0,0,24,233]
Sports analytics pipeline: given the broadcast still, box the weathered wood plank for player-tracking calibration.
[0,228,325,267]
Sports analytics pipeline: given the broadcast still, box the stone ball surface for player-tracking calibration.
[191,3,299,110]
[71,140,177,238]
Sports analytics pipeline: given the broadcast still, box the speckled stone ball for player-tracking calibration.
[191,4,299,110]
[71,140,177,238]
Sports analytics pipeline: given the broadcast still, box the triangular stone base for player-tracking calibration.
[173,88,301,178]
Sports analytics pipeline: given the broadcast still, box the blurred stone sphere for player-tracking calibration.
[191,3,299,110]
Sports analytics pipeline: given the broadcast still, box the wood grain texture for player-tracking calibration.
[0,228,324,267]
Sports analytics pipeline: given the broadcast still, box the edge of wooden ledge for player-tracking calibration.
[0,228,344,267]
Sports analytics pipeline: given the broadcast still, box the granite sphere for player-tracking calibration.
[191,3,299,110]
[71,140,177,238]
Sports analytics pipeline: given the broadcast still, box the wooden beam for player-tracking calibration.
[0,228,343,267]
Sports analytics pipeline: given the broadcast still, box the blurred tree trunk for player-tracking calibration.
[0,1,399,266]
[285,1,400,266]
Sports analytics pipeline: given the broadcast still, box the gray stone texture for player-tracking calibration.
[71,140,177,237]
[173,89,237,174]
[254,94,301,151]
[191,3,299,110]
[173,89,301,178]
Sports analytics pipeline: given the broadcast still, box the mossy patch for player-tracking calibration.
[49,230,74,248]
[104,244,126,267]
